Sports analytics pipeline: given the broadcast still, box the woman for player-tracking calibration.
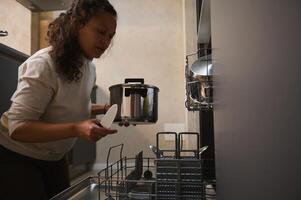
[0,0,118,199]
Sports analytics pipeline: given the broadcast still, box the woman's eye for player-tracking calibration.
[95,28,114,39]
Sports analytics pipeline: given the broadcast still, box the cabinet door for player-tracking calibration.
[0,44,28,115]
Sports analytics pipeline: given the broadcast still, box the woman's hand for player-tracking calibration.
[74,119,117,142]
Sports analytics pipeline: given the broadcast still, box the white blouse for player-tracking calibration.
[0,47,96,161]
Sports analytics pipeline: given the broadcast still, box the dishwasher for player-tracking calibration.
[51,132,216,200]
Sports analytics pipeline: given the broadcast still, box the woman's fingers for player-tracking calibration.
[92,130,117,141]
[75,119,118,142]
[90,123,117,141]
[93,126,117,137]
[91,119,117,134]
[104,129,118,134]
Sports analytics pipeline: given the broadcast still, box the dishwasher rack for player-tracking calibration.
[51,133,216,200]
[98,134,216,200]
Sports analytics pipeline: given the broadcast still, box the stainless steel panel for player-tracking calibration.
[50,176,105,200]
[16,0,72,12]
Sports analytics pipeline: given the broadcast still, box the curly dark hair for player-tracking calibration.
[47,0,117,82]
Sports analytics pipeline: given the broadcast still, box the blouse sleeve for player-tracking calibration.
[7,58,56,136]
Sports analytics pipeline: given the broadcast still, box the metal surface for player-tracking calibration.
[155,159,203,200]
[185,50,213,111]
[149,145,163,158]
[155,132,215,199]
[50,176,105,200]
[191,55,213,77]
[109,78,159,126]
[16,0,72,12]
[0,31,8,37]
[51,142,216,200]
[197,0,211,44]
[154,132,212,200]
[199,146,208,155]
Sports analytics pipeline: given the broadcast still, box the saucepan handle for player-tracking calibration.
[125,78,144,84]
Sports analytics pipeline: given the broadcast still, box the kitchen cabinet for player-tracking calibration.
[0,43,28,115]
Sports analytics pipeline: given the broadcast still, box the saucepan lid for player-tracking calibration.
[109,78,159,91]
[190,54,212,77]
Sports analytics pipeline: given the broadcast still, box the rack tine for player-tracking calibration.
[106,143,124,169]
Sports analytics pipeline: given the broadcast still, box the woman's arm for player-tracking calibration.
[91,103,110,115]
[11,119,117,143]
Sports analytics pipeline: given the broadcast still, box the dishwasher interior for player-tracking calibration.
[51,132,216,200]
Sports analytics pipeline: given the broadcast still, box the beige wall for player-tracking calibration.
[0,0,32,54]
[93,0,186,165]
[183,0,201,151]
[39,11,63,49]
[183,0,199,134]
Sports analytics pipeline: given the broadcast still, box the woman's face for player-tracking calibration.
[78,12,117,60]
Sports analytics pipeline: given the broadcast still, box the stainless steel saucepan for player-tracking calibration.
[109,78,159,126]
